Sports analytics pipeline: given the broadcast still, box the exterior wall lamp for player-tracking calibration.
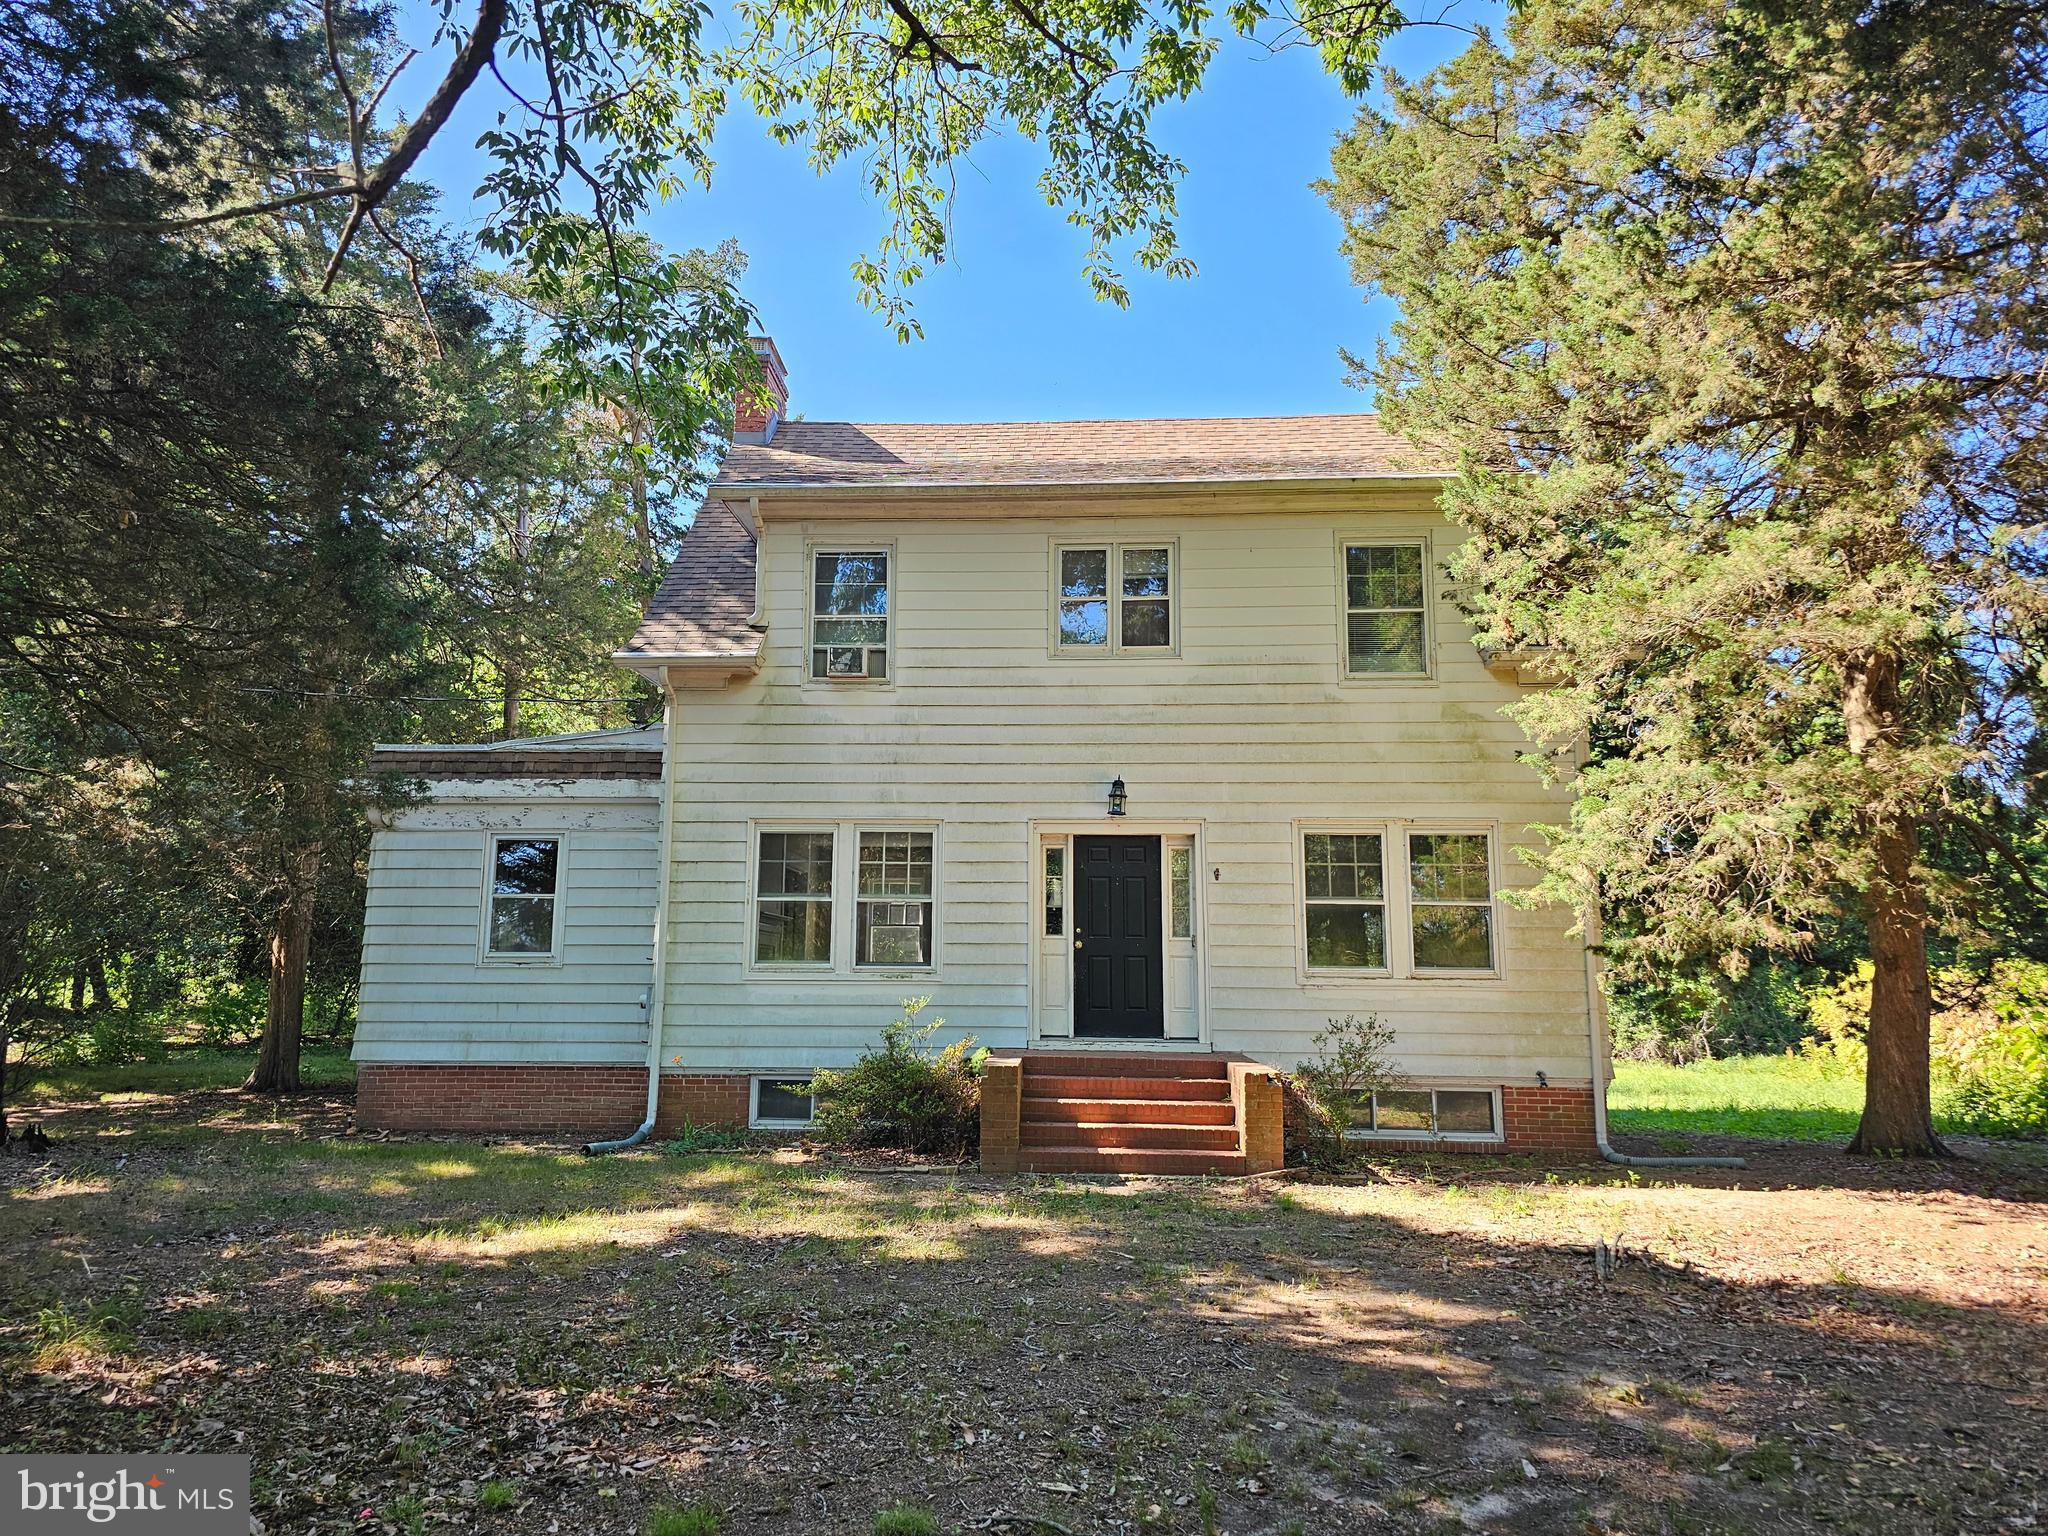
[1107,776,1128,817]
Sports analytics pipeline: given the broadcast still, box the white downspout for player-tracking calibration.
[1582,910,1744,1170]
[584,687,679,1154]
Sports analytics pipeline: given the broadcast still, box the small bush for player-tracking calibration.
[809,997,984,1156]
[646,1502,723,1536]
[1287,1014,1404,1169]
[872,1508,941,1536]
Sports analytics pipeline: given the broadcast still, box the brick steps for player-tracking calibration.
[1021,1120,1240,1151]
[1009,1051,1247,1175]
[1021,1095,1236,1126]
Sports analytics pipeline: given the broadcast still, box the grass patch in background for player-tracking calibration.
[1611,1053,2043,1142]
[15,1045,356,1104]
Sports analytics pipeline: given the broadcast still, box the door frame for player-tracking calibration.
[1027,818,1209,1050]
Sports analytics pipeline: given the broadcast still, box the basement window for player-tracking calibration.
[1345,1087,1501,1141]
[752,1077,816,1128]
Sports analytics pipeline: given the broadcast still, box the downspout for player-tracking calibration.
[1582,915,1744,1170]
[584,687,679,1154]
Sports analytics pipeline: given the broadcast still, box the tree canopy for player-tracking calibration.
[1322,0,2048,1153]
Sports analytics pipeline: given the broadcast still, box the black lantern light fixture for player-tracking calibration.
[1107,776,1128,817]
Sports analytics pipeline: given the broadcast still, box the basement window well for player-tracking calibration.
[751,1077,817,1129]
[1345,1087,1501,1141]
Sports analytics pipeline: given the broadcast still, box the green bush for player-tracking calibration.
[809,997,984,1156]
[1938,960,2048,1138]
[1286,1013,1404,1169]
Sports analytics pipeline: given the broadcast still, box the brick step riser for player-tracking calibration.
[1020,1053,1230,1080]
[1021,1122,1240,1151]
[1023,1075,1233,1102]
[1019,1097,1236,1126]
[1017,1149,1251,1176]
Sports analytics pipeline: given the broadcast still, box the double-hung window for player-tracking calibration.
[1342,541,1429,676]
[1407,832,1495,971]
[485,837,561,958]
[754,831,835,966]
[811,550,890,680]
[1055,541,1175,654]
[1301,832,1388,972]
[856,830,934,968]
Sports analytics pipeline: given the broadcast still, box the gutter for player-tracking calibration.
[1582,918,1744,1171]
[583,690,680,1155]
[706,472,1455,502]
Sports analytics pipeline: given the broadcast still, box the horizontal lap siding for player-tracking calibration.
[354,802,659,1066]
[664,502,1593,1084]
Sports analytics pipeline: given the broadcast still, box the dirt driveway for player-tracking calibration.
[3,1091,2044,1535]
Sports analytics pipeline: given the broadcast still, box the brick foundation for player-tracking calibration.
[356,1064,753,1139]
[1353,1084,1597,1157]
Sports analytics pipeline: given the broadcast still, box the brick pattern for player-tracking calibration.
[357,1065,756,1140]
[1346,1085,1597,1157]
[1230,1062,1286,1174]
[979,1057,1023,1173]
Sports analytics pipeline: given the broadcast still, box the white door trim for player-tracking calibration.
[1026,819,1210,1051]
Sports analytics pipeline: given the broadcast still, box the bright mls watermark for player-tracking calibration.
[3,1456,249,1534]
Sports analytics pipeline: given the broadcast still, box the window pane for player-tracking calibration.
[756,898,832,964]
[1044,847,1064,936]
[1060,547,1108,599]
[1435,1090,1497,1135]
[1121,597,1171,648]
[1409,834,1491,901]
[1347,611,1426,673]
[812,616,888,647]
[859,831,933,898]
[1413,904,1494,970]
[489,896,554,954]
[1346,544,1424,610]
[1059,599,1109,647]
[1121,546,1170,598]
[1305,904,1386,969]
[493,839,558,895]
[756,1078,814,1123]
[1375,1090,1434,1132]
[759,832,834,896]
[1169,847,1191,939]
[815,551,889,616]
[814,645,871,678]
[1303,832,1383,902]
[857,900,932,967]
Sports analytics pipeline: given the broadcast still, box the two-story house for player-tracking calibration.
[351,337,1604,1171]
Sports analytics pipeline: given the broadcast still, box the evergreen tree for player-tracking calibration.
[1321,0,2048,1153]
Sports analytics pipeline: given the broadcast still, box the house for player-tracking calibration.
[352,337,1604,1172]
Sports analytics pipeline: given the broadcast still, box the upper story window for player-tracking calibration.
[811,550,890,681]
[486,836,561,959]
[1343,541,1429,677]
[1055,541,1175,655]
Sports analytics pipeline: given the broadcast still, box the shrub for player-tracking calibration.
[809,997,984,1156]
[1938,960,2048,1138]
[1287,1014,1404,1169]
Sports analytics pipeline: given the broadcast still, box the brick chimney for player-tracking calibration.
[733,335,788,446]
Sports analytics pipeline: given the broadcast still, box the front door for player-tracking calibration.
[1073,835,1165,1039]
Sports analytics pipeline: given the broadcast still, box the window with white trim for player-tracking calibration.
[1343,541,1428,675]
[1346,1087,1500,1140]
[1407,831,1495,971]
[811,550,890,680]
[1055,542,1174,653]
[485,837,560,957]
[1301,831,1387,972]
[1043,845,1065,936]
[754,830,834,966]
[856,829,934,968]
[752,1076,816,1127]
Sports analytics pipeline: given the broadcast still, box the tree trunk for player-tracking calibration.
[1841,654,1945,1157]
[501,673,521,740]
[629,398,653,577]
[245,844,321,1094]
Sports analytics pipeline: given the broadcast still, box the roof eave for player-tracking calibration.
[707,471,1454,503]
[611,647,765,685]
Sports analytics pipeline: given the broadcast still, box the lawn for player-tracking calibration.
[9,1043,356,1104]
[1608,1055,1871,1142]
[3,1082,2044,1535]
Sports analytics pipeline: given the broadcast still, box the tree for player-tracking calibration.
[1322,0,2048,1154]
[3,0,1414,359]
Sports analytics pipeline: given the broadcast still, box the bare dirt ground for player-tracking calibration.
[3,1089,2044,1536]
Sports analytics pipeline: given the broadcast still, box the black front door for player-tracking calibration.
[1073,835,1165,1039]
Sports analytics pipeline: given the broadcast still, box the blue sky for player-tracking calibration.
[401,7,1501,422]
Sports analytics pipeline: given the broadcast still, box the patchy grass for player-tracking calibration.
[3,1088,2043,1536]
[11,1044,356,1105]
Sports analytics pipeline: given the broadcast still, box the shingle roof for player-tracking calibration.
[715,414,1443,490]
[369,725,663,781]
[621,500,760,659]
